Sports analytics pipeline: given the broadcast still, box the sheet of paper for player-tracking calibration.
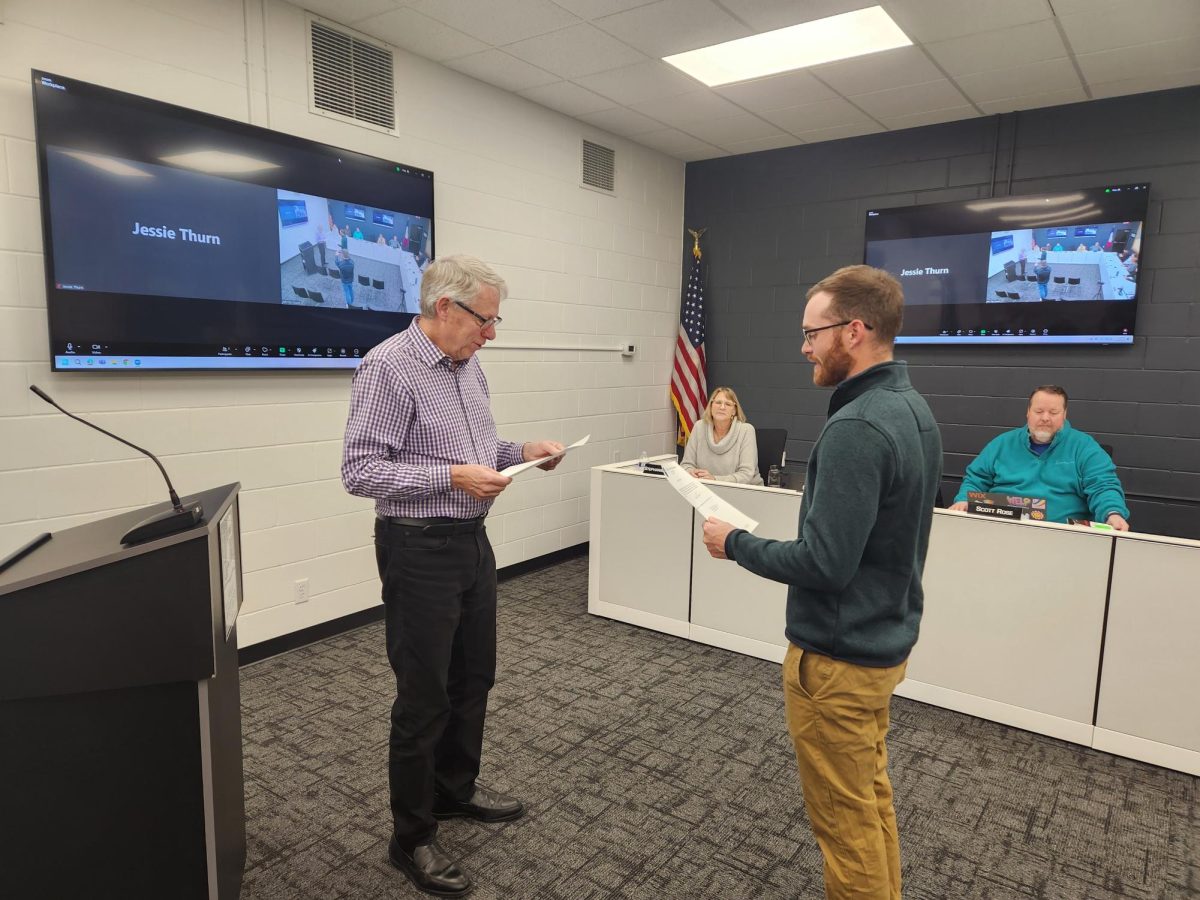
[500,434,590,478]
[662,460,759,533]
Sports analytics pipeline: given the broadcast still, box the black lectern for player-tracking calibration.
[0,484,245,899]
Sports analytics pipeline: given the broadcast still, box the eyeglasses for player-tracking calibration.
[453,299,502,331]
[801,320,873,344]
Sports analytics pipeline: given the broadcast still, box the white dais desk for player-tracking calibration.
[588,460,1200,775]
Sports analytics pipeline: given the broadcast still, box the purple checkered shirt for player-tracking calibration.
[341,320,524,518]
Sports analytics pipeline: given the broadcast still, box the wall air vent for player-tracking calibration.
[581,139,616,194]
[309,18,395,132]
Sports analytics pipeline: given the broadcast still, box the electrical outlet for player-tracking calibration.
[294,577,310,604]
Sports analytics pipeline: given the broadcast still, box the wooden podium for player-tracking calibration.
[0,484,245,899]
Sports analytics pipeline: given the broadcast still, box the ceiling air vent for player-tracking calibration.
[581,139,616,194]
[309,18,395,131]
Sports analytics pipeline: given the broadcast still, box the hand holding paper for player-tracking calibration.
[662,460,758,532]
[501,435,590,478]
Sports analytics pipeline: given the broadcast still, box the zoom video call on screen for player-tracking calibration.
[33,71,435,371]
[864,183,1148,345]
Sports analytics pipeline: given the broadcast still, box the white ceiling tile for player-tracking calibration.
[304,0,401,26]
[577,105,666,136]
[444,49,561,92]
[517,80,618,116]
[715,70,838,112]
[1076,36,1200,86]
[575,60,701,104]
[788,121,884,144]
[925,21,1069,77]
[634,127,723,158]
[809,46,945,97]
[716,133,804,155]
[1089,67,1200,100]
[359,8,488,61]
[956,57,1083,105]
[681,113,787,146]
[976,86,1090,115]
[1057,0,1200,55]
[677,145,727,161]
[592,0,750,58]
[716,0,872,33]
[629,90,743,127]
[884,0,1052,44]
[878,105,980,132]
[851,78,969,119]
[550,0,658,20]
[407,0,580,45]
[761,97,876,133]
[503,23,648,78]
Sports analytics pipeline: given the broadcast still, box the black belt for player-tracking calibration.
[381,515,486,535]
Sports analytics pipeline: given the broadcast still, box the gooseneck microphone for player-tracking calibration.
[29,385,204,545]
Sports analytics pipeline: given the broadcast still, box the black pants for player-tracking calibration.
[374,519,497,849]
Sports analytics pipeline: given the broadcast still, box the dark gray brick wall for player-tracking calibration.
[684,86,1200,538]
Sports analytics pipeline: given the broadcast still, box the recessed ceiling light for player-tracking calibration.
[663,6,912,87]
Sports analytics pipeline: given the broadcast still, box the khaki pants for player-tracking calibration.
[782,643,908,900]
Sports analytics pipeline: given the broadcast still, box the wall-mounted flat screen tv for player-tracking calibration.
[864,183,1148,345]
[32,70,434,371]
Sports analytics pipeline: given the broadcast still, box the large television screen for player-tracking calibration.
[32,70,434,371]
[864,183,1148,344]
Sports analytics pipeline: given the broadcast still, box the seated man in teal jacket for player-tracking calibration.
[950,385,1130,529]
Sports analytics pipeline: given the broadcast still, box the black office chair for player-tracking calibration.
[327,266,341,279]
[1006,291,1022,300]
[358,274,370,288]
[994,289,1007,301]
[755,428,788,484]
[1067,276,1081,297]
[291,286,309,300]
[307,289,324,304]
[1052,275,1066,299]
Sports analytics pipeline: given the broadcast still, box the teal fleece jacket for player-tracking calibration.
[726,361,943,668]
[952,421,1129,524]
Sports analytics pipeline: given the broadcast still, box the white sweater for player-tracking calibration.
[681,419,763,485]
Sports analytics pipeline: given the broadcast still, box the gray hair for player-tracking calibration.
[419,254,507,317]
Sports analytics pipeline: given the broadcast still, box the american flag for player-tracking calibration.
[671,242,707,443]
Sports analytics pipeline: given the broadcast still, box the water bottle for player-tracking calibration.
[767,465,781,487]
[638,450,648,471]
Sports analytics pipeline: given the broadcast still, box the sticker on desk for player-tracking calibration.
[662,460,758,533]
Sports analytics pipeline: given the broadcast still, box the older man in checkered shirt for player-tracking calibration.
[342,254,562,897]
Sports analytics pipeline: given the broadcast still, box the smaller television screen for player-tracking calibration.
[372,211,394,226]
[863,183,1148,345]
[344,204,366,220]
[277,198,307,227]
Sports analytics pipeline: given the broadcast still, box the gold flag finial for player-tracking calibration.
[688,227,707,259]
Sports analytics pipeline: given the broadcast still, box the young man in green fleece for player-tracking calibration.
[948,385,1130,529]
[703,265,942,900]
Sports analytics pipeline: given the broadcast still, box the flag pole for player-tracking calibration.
[673,227,709,450]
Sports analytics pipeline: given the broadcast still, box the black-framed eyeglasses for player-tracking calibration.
[801,320,873,344]
[453,299,502,331]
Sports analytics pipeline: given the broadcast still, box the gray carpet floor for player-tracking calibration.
[240,554,1198,899]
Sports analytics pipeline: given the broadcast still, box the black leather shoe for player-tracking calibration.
[388,836,473,897]
[433,784,525,822]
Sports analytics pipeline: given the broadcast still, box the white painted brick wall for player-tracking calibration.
[0,0,684,646]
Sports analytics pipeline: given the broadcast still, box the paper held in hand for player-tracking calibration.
[500,434,590,478]
[662,460,759,533]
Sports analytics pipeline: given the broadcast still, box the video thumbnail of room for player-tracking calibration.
[277,191,431,313]
[985,223,1141,303]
